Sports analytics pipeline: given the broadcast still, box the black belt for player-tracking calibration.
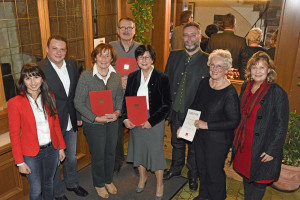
[40,142,52,149]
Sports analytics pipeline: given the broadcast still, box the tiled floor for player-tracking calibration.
[169,160,300,200]
[124,133,300,200]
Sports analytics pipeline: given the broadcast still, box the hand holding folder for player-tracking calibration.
[89,90,114,117]
[125,96,148,126]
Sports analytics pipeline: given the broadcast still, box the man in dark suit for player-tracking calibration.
[206,13,248,79]
[40,35,88,200]
[164,22,209,191]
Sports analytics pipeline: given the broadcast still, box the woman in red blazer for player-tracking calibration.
[8,63,66,200]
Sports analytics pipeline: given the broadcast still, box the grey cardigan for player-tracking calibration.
[74,68,123,124]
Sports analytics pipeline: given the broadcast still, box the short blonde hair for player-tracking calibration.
[247,28,263,45]
[245,51,277,84]
[207,49,232,71]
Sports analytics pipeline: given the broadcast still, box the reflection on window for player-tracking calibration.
[92,0,118,42]
[48,0,85,70]
[0,0,42,106]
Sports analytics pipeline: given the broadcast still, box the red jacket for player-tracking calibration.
[8,94,66,165]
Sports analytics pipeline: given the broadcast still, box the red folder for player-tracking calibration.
[116,57,137,77]
[125,96,148,126]
[89,90,114,117]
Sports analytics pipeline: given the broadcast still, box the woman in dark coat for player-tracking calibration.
[233,51,289,200]
[122,45,171,200]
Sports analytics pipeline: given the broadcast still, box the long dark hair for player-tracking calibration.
[18,63,57,117]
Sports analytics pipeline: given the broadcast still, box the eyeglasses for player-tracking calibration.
[138,56,151,61]
[119,26,135,31]
[209,64,224,71]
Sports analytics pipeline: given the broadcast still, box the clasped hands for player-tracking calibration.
[124,119,152,129]
[95,110,120,124]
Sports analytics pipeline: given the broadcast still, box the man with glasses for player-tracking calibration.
[164,22,209,192]
[109,17,141,174]
[40,35,88,200]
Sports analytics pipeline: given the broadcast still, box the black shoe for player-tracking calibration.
[189,178,198,192]
[163,170,181,180]
[67,186,88,197]
[55,195,68,200]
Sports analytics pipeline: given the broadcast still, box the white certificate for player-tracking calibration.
[178,109,201,142]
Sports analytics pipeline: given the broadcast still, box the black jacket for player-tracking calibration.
[39,57,80,133]
[164,50,209,115]
[239,82,289,181]
[206,31,248,79]
[122,68,171,127]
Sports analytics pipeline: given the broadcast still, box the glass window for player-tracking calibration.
[0,0,42,105]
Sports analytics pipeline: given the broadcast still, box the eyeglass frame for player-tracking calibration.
[118,26,135,31]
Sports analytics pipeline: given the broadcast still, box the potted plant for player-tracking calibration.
[272,112,300,192]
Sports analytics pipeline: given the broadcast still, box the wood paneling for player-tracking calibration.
[0,109,8,134]
[152,0,171,72]
[275,0,300,112]
[82,0,93,69]
[37,0,51,58]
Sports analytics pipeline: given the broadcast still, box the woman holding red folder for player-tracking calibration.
[74,43,123,199]
[122,45,171,200]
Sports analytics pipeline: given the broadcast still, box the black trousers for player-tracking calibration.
[194,133,231,200]
[170,111,198,179]
[243,177,267,200]
[114,118,125,169]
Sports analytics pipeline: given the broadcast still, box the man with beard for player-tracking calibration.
[164,22,209,191]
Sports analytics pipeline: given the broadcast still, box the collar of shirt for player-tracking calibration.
[119,40,134,52]
[184,50,203,62]
[140,65,154,85]
[48,57,67,71]
[223,30,235,35]
[26,93,42,108]
[93,63,116,82]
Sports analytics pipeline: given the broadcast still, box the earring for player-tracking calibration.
[250,77,253,81]
[267,75,270,83]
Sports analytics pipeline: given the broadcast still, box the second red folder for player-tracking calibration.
[125,96,148,126]
[89,90,114,117]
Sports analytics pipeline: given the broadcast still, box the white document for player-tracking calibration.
[178,109,201,142]
[124,64,129,70]
[93,37,105,48]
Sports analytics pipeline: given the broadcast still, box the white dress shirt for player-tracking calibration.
[48,58,72,131]
[27,94,51,146]
[93,63,116,85]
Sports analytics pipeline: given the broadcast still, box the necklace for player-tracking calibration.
[99,72,108,77]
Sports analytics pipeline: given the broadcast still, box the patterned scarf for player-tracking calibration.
[232,80,271,153]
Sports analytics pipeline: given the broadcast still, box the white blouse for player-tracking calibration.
[137,66,154,110]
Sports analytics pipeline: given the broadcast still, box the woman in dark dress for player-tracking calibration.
[179,49,240,200]
[122,45,171,200]
[233,51,289,200]
[246,28,266,59]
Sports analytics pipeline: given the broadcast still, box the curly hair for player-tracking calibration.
[245,51,277,83]
[207,49,232,71]
[247,28,263,45]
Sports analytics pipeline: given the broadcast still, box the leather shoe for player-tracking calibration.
[67,185,88,197]
[189,178,198,191]
[163,170,181,180]
[55,195,68,200]
[136,180,147,193]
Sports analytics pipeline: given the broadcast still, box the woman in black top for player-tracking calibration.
[180,49,240,200]
[246,28,266,59]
